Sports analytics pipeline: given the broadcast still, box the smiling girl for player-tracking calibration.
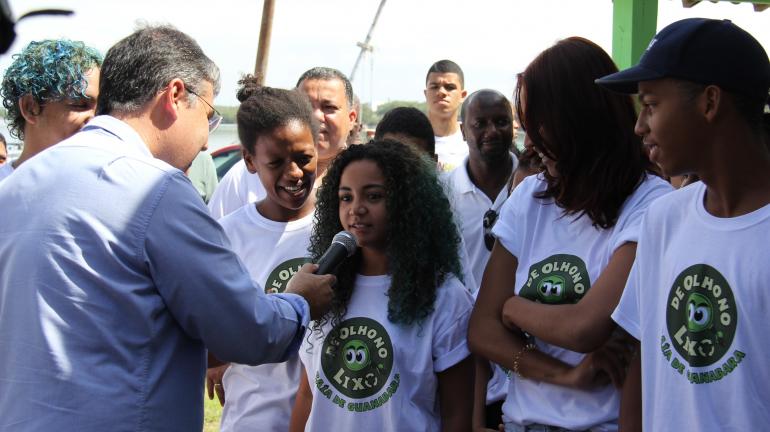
[290,140,474,432]
[211,76,319,432]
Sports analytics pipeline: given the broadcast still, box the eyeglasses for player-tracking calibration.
[186,87,223,133]
[483,209,499,251]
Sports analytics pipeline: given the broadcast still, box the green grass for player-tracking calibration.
[203,393,223,432]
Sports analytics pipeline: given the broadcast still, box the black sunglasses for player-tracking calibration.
[483,209,499,251]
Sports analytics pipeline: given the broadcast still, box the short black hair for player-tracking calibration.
[460,89,511,124]
[425,59,464,88]
[375,107,435,155]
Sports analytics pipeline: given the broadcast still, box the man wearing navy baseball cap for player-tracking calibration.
[598,18,770,431]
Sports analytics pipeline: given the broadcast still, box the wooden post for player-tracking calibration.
[254,0,275,85]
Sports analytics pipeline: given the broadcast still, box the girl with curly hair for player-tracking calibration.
[290,140,474,432]
[469,37,672,432]
[209,76,319,432]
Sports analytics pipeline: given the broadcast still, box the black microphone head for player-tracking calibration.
[332,231,358,257]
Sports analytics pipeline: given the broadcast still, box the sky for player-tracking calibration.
[2,0,769,108]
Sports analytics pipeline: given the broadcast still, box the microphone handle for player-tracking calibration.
[314,243,349,275]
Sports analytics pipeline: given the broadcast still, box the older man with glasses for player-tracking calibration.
[0,25,335,432]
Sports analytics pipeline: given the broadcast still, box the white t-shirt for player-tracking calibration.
[300,274,473,432]
[612,181,770,431]
[208,159,266,219]
[217,204,313,432]
[444,154,518,291]
[492,174,671,430]
[0,161,14,182]
[435,129,467,173]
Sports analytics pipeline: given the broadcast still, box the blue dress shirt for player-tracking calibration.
[0,116,310,431]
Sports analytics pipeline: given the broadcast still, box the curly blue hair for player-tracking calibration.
[309,140,464,331]
[1,39,102,140]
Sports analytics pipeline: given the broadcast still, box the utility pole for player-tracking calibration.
[254,0,275,85]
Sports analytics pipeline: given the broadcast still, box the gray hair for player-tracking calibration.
[295,67,354,110]
[96,25,220,115]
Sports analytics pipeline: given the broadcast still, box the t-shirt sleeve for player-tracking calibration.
[609,176,673,253]
[432,279,474,372]
[611,208,658,341]
[208,159,246,220]
[612,257,642,340]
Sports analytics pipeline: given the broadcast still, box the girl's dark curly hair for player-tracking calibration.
[309,139,463,330]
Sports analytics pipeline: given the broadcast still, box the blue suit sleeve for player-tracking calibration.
[143,172,310,364]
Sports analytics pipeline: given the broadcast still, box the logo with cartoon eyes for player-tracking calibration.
[321,317,394,399]
[265,257,311,294]
[666,264,737,368]
[519,254,590,305]
[686,293,713,332]
[343,339,370,371]
[537,275,565,303]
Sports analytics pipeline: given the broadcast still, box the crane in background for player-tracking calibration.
[350,0,386,128]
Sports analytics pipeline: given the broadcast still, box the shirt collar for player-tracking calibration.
[449,153,517,198]
[81,115,154,160]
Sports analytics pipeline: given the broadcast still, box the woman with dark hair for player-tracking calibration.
[290,140,474,431]
[469,37,672,431]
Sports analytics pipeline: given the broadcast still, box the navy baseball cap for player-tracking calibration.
[596,18,770,98]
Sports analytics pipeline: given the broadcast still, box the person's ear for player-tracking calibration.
[348,106,357,125]
[18,94,42,125]
[701,85,722,123]
[461,89,468,99]
[160,79,186,121]
[242,146,258,174]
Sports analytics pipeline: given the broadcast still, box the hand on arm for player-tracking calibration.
[289,366,313,432]
[501,242,638,352]
[438,355,474,432]
[468,243,579,388]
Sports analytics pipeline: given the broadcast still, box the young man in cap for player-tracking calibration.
[596,18,770,430]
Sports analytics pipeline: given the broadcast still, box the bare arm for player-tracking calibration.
[289,366,313,432]
[469,242,595,388]
[438,355,474,432]
[501,242,637,353]
[619,341,642,432]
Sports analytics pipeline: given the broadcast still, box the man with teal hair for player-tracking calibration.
[0,39,101,181]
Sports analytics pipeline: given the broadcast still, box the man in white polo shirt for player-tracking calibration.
[444,89,518,430]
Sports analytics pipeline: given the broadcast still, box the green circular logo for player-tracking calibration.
[666,264,737,367]
[265,257,311,294]
[519,254,590,304]
[321,317,394,399]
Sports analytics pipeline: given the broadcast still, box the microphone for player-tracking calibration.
[315,231,358,275]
